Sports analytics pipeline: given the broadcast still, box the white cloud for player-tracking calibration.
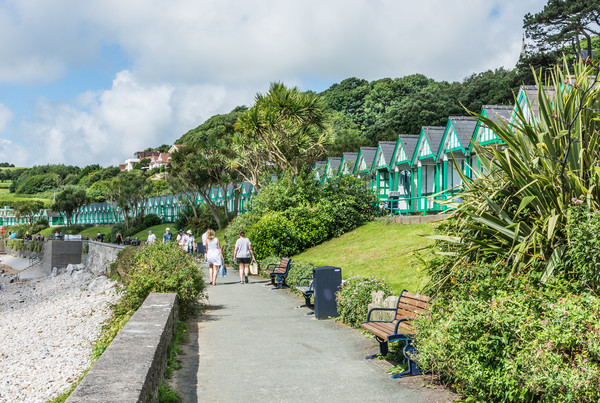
[0,103,13,131]
[0,0,548,85]
[0,0,551,166]
[19,70,254,167]
[0,138,28,167]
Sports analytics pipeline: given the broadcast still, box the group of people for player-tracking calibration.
[159,227,255,286]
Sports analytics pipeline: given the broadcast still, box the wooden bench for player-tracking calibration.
[295,276,314,314]
[360,290,431,379]
[264,257,292,289]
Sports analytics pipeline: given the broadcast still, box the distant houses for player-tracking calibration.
[0,84,553,227]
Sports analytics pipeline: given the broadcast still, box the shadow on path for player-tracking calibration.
[171,269,457,402]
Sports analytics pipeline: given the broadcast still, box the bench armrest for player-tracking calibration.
[393,318,414,335]
[264,263,276,273]
[363,307,396,323]
[297,277,313,288]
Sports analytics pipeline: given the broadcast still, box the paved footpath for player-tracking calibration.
[171,268,454,402]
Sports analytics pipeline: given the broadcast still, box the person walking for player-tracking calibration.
[234,229,255,284]
[115,231,123,245]
[185,230,195,254]
[201,229,209,260]
[205,229,225,286]
[147,230,157,245]
[163,227,172,244]
[177,229,186,250]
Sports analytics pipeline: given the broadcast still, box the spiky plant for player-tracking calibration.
[431,59,600,292]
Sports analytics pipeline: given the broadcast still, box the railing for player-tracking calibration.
[376,190,462,217]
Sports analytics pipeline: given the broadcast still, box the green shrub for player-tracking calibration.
[7,239,24,250]
[118,243,204,317]
[415,277,600,401]
[286,260,315,292]
[111,222,127,241]
[143,213,161,228]
[241,172,376,260]
[336,275,392,328]
[561,205,600,291]
[30,218,49,234]
[51,225,85,235]
[248,211,301,259]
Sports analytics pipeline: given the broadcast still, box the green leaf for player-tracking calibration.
[515,195,537,217]
[541,245,566,283]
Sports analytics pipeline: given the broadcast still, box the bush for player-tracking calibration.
[51,225,85,235]
[335,275,392,328]
[560,205,600,291]
[115,243,204,317]
[111,222,127,241]
[248,211,301,259]
[415,276,600,401]
[30,218,49,235]
[143,214,161,228]
[286,260,315,293]
[239,171,377,260]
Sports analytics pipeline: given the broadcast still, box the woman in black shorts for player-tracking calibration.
[234,230,255,284]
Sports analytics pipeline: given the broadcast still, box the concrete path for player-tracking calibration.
[172,268,454,402]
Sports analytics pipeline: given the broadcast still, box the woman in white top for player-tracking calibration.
[205,229,225,286]
[234,229,255,284]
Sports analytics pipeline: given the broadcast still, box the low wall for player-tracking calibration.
[83,240,125,275]
[42,240,82,275]
[378,213,451,225]
[67,292,179,403]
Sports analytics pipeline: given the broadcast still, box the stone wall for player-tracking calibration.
[67,292,179,403]
[367,291,399,321]
[83,241,125,276]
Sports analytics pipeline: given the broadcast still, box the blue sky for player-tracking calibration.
[0,0,547,168]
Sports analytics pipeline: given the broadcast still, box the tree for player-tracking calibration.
[15,200,44,226]
[109,171,152,228]
[524,0,600,58]
[168,142,235,230]
[86,179,112,203]
[53,186,88,226]
[236,82,331,177]
[368,81,463,138]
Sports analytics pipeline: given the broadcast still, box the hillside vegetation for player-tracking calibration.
[293,220,436,293]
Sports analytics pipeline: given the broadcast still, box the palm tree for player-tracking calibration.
[236,82,331,178]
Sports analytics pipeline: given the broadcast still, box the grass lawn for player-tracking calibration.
[79,226,112,238]
[0,190,51,207]
[292,220,437,294]
[132,224,172,242]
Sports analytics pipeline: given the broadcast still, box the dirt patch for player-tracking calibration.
[0,264,17,275]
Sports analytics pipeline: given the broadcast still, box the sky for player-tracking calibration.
[0,0,548,168]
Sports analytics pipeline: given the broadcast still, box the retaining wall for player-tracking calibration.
[378,213,450,225]
[83,240,125,275]
[67,292,179,403]
[42,240,82,275]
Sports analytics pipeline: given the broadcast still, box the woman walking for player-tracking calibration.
[205,229,225,286]
[234,230,255,284]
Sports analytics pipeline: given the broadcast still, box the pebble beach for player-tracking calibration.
[0,256,121,402]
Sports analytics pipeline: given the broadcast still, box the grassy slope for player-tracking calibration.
[292,220,436,294]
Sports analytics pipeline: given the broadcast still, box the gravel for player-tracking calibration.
[0,268,121,402]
